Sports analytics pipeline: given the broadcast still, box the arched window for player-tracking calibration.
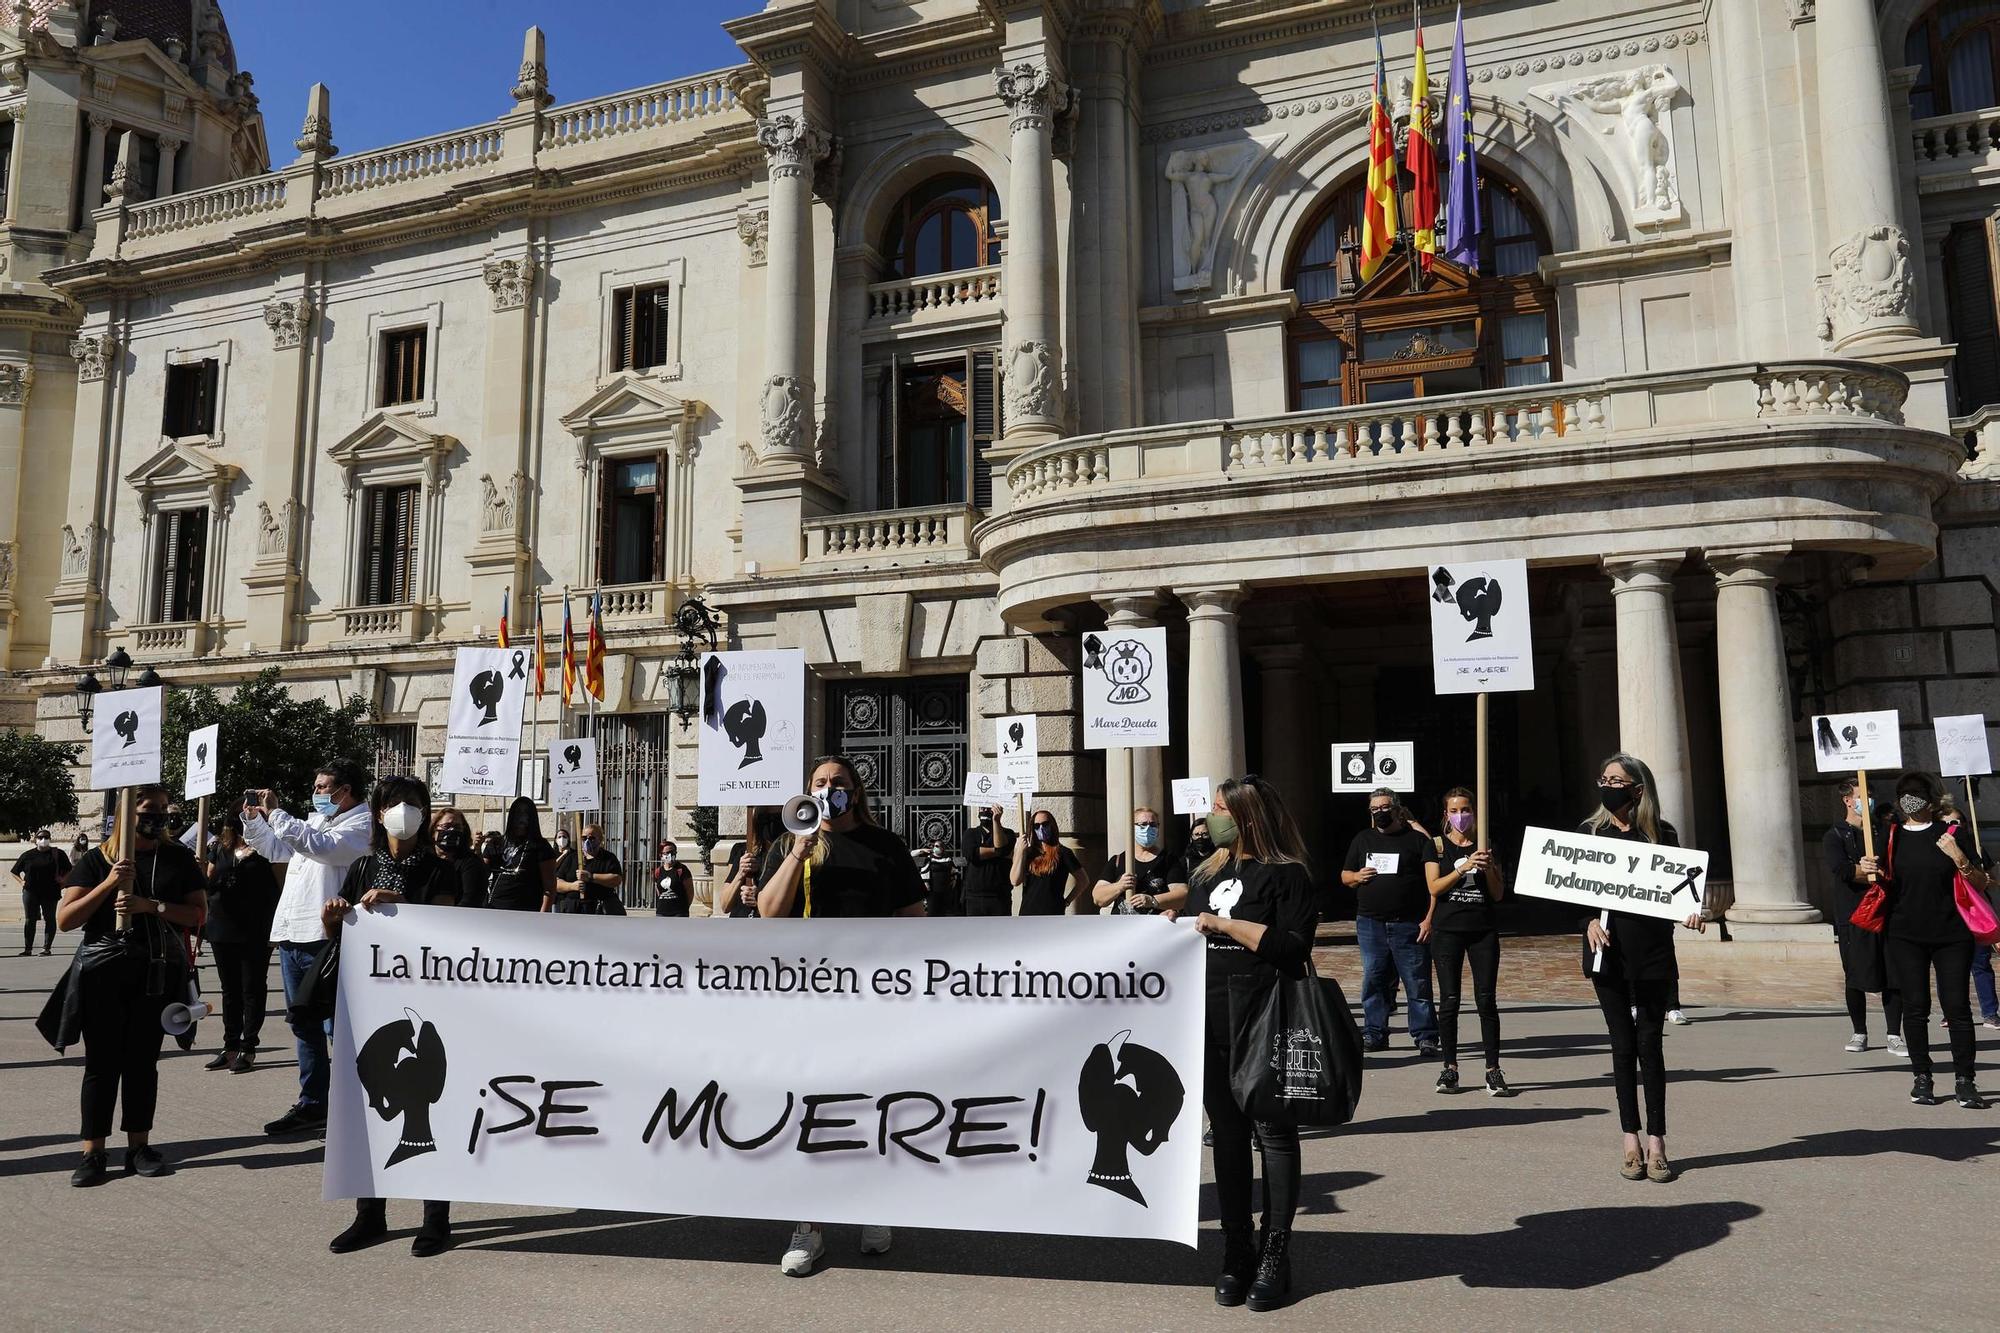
[879,173,1002,280]
[1285,172,1557,410]
[1906,2,2000,118]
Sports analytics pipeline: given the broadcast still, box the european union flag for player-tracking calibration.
[1443,5,1481,272]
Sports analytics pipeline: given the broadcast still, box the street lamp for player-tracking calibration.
[73,671,101,732]
[666,596,720,731]
[103,646,132,689]
[71,650,166,732]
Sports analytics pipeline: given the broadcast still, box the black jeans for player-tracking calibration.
[1204,996,1300,1237]
[21,892,56,949]
[1845,985,1904,1037]
[79,959,168,1140]
[1431,928,1501,1068]
[210,942,272,1051]
[962,894,1012,917]
[1592,975,1672,1137]
[1885,936,1976,1080]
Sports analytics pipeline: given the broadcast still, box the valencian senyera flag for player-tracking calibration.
[1361,16,1401,283]
[561,592,577,707]
[585,591,606,702]
[497,589,510,649]
[533,593,547,701]
[1407,2,1439,273]
[1443,3,1481,271]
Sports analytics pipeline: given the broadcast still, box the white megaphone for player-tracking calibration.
[162,999,211,1036]
[782,793,824,836]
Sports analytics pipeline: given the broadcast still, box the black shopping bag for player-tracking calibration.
[1230,964,1364,1127]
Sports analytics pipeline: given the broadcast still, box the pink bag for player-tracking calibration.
[1947,823,2000,946]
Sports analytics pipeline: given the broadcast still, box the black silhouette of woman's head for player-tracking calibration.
[355,1007,448,1167]
[724,698,767,767]
[1077,1030,1185,1206]
[469,670,505,724]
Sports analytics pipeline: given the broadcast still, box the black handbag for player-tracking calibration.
[288,937,341,1026]
[1229,962,1365,1127]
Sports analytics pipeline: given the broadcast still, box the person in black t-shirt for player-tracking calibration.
[1341,788,1439,1055]
[201,815,281,1073]
[485,797,556,912]
[756,755,923,1278]
[553,823,625,915]
[1091,806,1189,916]
[917,838,960,915]
[1187,775,1318,1312]
[1821,778,1899,1054]
[1580,753,1706,1183]
[51,785,204,1187]
[724,808,781,919]
[653,841,694,917]
[960,805,1018,916]
[1011,808,1085,915]
[1880,771,1993,1109]
[14,829,71,954]
[1421,787,1510,1096]
[430,808,488,909]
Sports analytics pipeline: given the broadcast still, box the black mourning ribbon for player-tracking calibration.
[1674,868,1703,903]
[702,655,725,728]
[508,650,527,680]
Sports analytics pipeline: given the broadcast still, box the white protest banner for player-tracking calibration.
[1513,825,1709,922]
[1082,626,1171,750]
[326,910,1205,1246]
[1934,714,1992,778]
[1330,742,1416,794]
[997,714,1039,793]
[1810,709,1902,774]
[1171,778,1212,816]
[548,736,600,812]
[90,686,164,790]
[697,650,805,806]
[962,771,1006,807]
[1428,558,1535,695]
[440,647,530,797]
[184,723,219,800]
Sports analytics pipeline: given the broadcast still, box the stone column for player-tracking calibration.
[1097,593,1167,822]
[0,359,32,657]
[996,61,1068,444]
[242,293,314,650]
[755,111,831,461]
[1182,585,1248,787]
[154,134,181,198]
[1816,0,1919,349]
[1253,643,1317,814]
[1069,25,1142,432]
[1603,555,1695,844]
[1710,549,1820,929]
[80,113,110,212]
[468,249,536,638]
[3,107,26,223]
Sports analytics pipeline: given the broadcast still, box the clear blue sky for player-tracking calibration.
[228,0,751,157]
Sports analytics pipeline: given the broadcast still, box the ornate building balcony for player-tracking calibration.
[1910,107,2000,192]
[977,361,1963,624]
[804,504,977,569]
[598,581,669,626]
[130,621,208,658]
[332,603,423,646]
[862,266,1002,338]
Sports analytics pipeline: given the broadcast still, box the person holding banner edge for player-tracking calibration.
[319,773,462,1255]
[1420,787,1511,1096]
[1822,779,1903,1055]
[1093,806,1189,916]
[755,755,925,1275]
[1580,754,1705,1183]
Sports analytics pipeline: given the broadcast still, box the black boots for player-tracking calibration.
[1246,1227,1292,1312]
[329,1200,389,1254]
[1215,1226,1257,1306]
[411,1200,453,1258]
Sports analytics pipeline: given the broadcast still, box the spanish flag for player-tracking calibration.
[560,592,577,706]
[532,594,547,700]
[1408,2,1439,273]
[584,590,606,702]
[497,590,510,648]
[1360,18,1401,283]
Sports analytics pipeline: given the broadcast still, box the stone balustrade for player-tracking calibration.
[539,73,740,153]
[126,175,288,241]
[597,581,665,622]
[864,266,1002,324]
[132,622,202,656]
[1911,107,2000,168]
[336,604,419,644]
[804,504,975,564]
[319,126,507,198]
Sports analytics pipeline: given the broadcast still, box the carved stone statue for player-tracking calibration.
[1166,145,1254,291]
[478,473,517,533]
[254,499,290,558]
[60,522,94,579]
[1531,65,1683,227]
[1824,224,1913,344]
[759,374,805,456]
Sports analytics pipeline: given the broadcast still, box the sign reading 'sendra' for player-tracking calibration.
[326,910,1205,1246]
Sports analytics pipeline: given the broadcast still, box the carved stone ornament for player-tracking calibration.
[60,522,97,580]
[1530,64,1684,227]
[481,256,537,312]
[262,295,314,350]
[478,472,523,534]
[759,373,806,456]
[68,335,116,383]
[1827,225,1913,334]
[1393,330,1454,360]
[0,361,31,404]
[0,539,13,593]
[512,58,550,107]
[1004,340,1059,421]
[756,113,831,181]
[1165,142,1265,292]
[255,500,284,557]
[736,207,769,266]
[296,113,334,158]
[995,62,1069,133]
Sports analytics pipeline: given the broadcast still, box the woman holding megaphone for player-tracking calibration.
[755,755,926,1276]
[42,785,204,1186]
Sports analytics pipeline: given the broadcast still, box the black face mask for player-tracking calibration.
[1598,784,1639,815]
[1370,809,1396,830]
[135,814,167,840]
[1188,836,1215,859]
[436,828,469,854]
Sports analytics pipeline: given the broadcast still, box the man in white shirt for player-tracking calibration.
[243,759,373,1135]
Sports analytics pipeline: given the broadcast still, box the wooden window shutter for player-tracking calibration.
[394,484,417,603]
[153,511,180,622]
[1946,220,2000,414]
[595,458,613,584]
[653,449,667,581]
[182,507,208,621]
[968,348,998,510]
[874,360,895,509]
[196,358,219,434]
[613,289,634,372]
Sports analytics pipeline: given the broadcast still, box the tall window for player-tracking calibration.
[1286,172,1557,409]
[875,348,999,509]
[879,173,1002,280]
[1944,218,2000,413]
[359,483,419,606]
[611,284,671,372]
[161,359,219,439]
[0,118,13,217]
[1906,3,2000,118]
[379,327,427,406]
[598,454,664,585]
[150,507,207,623]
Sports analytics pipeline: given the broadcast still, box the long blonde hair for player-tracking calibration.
[1192,776,1310,885]
[772,754,876,869]
[101,785,171,861]
[1583,752,1663,843]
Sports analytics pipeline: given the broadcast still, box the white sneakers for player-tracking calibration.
[781,1223,824,1277]
[780,1223,892,1276]
[1886,1034,1909,1058]
[1666,1009,1692,1025]
[1844,1033,1868,1053]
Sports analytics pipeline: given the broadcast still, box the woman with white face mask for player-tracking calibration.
[319,774,460,1257]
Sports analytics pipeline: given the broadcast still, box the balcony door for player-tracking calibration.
[874,348,999,510]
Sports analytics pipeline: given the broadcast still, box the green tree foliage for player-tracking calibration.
[163,668,375,818]
[0,729,82,838]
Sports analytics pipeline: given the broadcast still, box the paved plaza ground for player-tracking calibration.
[1,932,1991,1332]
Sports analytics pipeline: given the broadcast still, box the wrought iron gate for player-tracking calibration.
[825,676,968,854]
[594,712,674,909]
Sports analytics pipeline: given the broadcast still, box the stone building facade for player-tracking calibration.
[3,0,1996,925]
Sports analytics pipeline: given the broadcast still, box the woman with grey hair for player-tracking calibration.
[1580,753,1705,1183]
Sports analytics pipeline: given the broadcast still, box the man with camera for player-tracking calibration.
[241,760,373,1136]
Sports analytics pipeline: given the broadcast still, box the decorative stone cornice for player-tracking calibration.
[481,255,537,312]
[995,62,1070,133]
[756,113,832,181]
[68,334,116,383]
[262,295,314,349]
[0,361,32,404]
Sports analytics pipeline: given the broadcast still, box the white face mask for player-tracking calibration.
[381,803,424,840]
